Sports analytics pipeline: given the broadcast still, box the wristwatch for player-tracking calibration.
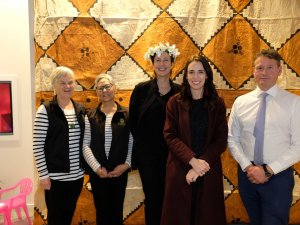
[262,164,272,178]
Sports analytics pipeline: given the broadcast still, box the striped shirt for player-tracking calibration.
[33,104,84,181]
[83,114,133,172]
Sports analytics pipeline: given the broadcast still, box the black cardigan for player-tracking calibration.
[129,79,181,166]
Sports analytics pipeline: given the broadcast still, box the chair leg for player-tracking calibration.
[15,207,22,220]
[4,211,12,225]
[22,206,32,225]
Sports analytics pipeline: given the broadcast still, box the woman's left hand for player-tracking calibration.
[186,169,199,184]
[108,163,130,178]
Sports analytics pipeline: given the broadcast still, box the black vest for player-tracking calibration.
[87,103,130,172]
[43,96,85,172]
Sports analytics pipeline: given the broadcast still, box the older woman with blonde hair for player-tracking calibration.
[83,73,132,225]
[33,66,85,225]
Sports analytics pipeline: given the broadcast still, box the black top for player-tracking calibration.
[137,90,174,152]
[129,79,181,158]
[189,99,208,157]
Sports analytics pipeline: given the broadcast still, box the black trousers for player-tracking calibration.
[45,178,83,225]
[137,155,166,225]
[90,172,128,225]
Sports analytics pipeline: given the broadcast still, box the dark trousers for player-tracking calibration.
[137,155,166,225]
[90,172,128,225]
[238,166,294,225]
[45,178,83,225]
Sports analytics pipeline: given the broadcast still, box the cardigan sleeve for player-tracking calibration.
[82,115,101,172]
[33,104,49,180]
[164,96,196,165]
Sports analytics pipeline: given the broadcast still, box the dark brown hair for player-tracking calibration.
[180,55,220,109]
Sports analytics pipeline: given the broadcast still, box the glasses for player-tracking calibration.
[96,84,112,92]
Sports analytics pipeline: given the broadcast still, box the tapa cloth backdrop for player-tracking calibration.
[33,0,300,224]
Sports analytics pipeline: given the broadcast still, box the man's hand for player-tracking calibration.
[246,165,269,184]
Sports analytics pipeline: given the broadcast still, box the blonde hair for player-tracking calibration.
[50,66,75,88]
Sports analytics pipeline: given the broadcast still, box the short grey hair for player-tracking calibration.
[50,66,75,87]
[94,73,116,89]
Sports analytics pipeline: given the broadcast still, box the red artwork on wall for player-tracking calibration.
[0,82,13,134]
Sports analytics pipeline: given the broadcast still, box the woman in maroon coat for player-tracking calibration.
[161,55,228,225]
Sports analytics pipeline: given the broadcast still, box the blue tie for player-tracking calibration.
[253,92,268,165]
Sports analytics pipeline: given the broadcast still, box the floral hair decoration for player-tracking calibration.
[144,42,180,62]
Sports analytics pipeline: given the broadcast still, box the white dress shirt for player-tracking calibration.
[228,85,300,174]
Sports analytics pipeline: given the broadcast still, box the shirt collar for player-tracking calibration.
[255,85,279,98]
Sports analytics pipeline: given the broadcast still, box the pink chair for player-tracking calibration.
[0,178,33,225]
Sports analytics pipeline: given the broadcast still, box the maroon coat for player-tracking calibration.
[161,94,228,225]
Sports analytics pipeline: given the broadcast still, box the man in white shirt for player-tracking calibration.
[228,49,300,225]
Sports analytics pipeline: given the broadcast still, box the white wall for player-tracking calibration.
[0,0,35,217]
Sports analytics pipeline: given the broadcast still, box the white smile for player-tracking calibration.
[158,68,167,71]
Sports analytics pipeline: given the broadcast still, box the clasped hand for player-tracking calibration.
[246,165,269,184]
[96,164,129,178]
[186,158,210,184]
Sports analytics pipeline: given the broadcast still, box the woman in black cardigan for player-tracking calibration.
[129,43,181,225]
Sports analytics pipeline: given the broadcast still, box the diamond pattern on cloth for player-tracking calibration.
[35,56,58,92]
[242,0,300,49]
[89,0,161,49]
[253,92,268,165]
[33,0,300,223]
[168,0,234,48]
[107,55,150,90]
[46,16,125,90]
[34,0,79,50]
